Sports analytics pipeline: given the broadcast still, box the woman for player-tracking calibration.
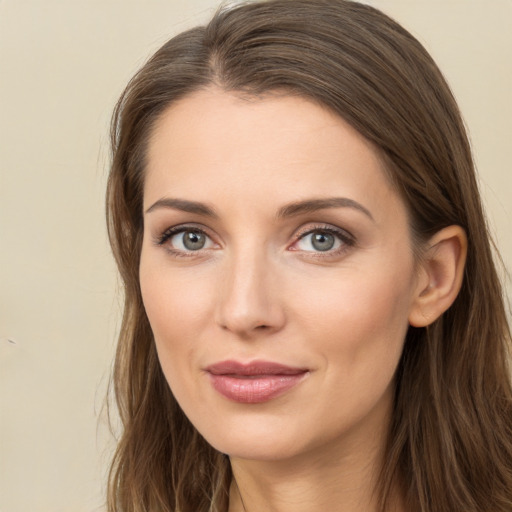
[105,1,512,511]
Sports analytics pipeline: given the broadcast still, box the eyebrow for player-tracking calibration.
[276,197,374,221]
[145,196,374,221]
[145,198,218,217]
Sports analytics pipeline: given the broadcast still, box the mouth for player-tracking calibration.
[204,360,309,404]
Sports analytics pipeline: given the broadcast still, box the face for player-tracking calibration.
[140,88,422,463]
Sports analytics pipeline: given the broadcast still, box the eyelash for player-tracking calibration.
[155,225,213,258]
[292,224,355,257]
[155,223,355,258]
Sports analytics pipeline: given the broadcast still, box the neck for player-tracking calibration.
[228,418,402,512]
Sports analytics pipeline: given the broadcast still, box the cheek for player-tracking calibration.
[293,264,414,387]
[284,269,413,437]
[139,255,218,385]
[295,265,413,338]
[140,250,215,333]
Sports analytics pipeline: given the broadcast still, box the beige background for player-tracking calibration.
[1,1,510,511]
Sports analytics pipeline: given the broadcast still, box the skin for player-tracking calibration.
[139,88,457,512]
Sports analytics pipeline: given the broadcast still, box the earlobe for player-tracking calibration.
[408,225,467,327]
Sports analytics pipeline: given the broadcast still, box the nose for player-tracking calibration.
[215,249,286,338]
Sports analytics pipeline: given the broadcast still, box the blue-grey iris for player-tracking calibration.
[183,231,206,250]
[312,232,335,251]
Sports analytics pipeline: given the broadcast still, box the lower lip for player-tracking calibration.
[208,373,307,403]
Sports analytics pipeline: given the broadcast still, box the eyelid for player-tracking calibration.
[289,223,355,254]
[294,223,353,240]
[154,223,219,255]
[153,222,355,258]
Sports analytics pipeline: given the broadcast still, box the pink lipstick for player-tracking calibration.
[205,360,308,403]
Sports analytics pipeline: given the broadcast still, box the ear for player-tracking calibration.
[408,225,467,327]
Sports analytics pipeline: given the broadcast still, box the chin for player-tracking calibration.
[194,413,337,464]
[211,435,308,462]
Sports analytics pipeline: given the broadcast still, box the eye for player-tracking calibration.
[291,226,354,254]
[172,230,210,251]
[157,226,216,253]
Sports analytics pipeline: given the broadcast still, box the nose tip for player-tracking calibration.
[215,257,285,338]
[219,308,279,337]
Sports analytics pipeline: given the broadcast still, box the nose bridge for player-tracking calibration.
[216,242,284,336]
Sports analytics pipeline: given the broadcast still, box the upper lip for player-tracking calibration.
[205,360,309,376]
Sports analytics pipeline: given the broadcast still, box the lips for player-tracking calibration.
[205,360,309,403]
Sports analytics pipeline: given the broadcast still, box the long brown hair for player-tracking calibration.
[106,1,512,511]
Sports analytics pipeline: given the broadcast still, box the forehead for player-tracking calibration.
[144,88,401,221]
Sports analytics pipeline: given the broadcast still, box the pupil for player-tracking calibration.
[183,231,205,250]
[312,232,334,251]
